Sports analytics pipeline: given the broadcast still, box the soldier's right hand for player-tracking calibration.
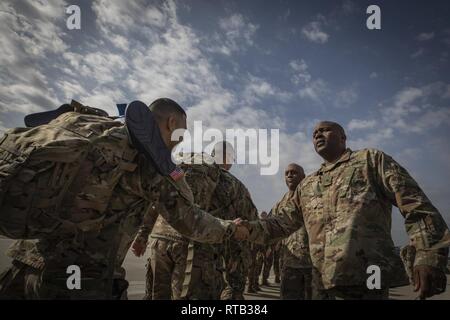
[233,218,250,241]
[131,237,148,257]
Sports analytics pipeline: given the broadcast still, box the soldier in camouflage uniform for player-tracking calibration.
[242,121,450,300]
[134,152,221,300]
[215,156,258,300]
[0,99,246,300]
[273,163,312,300]
[134,143,258,300]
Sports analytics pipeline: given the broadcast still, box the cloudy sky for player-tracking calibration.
[1,0,449,245]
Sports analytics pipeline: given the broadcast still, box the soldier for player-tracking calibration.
[133,152,222,300]
[241,121,450,300]
[0,99,247,299]
[133,142,258,300]
[274,163,312,300]
[212,142,259,300]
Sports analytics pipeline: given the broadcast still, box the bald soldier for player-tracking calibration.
[274,163,313,300]
[0,99,247,299]
[241,121,450,300]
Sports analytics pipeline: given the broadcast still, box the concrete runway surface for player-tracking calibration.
[1,237,449,300]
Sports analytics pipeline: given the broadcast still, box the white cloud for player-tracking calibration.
[289,59,311,84]
[416,32,435,41]
[369,72,378,79]
[243,75,292,104]
[383,83,450,133]
[0,0,68,115]
[299,79,329,103]
[289,59,357,108]
[347,119,376,131]
[348,127,394,150]
[301,20,329,44]
[207,13,259,55]
[394,87,423,109]
[334,86,358,108]
[411,48,424,59]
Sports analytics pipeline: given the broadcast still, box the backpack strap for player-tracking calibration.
[24,100,109,128]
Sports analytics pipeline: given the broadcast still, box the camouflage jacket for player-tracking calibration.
[141,153,221,243]
[248,148,450,290]
[272,191,311,269]
[7,130,234,276]
[135,165,258,294]
[210,168,258,293]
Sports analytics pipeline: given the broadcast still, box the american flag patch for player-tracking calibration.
[169,166,184,181]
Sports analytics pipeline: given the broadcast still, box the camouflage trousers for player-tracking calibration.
[146,238,225,300]
[186,262,224,300]
[145,237,188,300]
[262,245,280,282]
[0,260,41,299]
[220,241,250,300]
[185,243,225,300]
[280,266,312,300]
[247,247,264,290]
[221,258,246,300]
[0,260,127,300]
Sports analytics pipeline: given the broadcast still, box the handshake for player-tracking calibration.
[132,218,253,258]
[232,218,251,241]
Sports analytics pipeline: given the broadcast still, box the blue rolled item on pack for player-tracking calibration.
[116,103,127,116]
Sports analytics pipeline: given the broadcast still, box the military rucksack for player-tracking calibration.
[0,101,138,239]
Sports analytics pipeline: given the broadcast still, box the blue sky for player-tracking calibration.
[0,0,449,245]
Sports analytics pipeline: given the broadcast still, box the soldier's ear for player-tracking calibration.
[167,114,178,132]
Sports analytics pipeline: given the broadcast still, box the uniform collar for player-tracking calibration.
[318,148,353,173]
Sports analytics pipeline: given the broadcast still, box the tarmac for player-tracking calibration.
[1,237,449,300]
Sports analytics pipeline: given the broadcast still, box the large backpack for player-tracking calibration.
[0,102,138,239]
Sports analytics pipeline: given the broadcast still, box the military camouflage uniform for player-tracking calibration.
[272,191,312,300]
[0,118,235,300]
[139,154,221,300]
[214,168,258,300]
[248,148,450,300]
[145,221,189,300]
[247,242,264,292]
[400,245,416,285]
[139,158,258,300]
[260,243,280,285]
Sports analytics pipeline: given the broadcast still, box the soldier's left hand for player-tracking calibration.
[131,237,148,257]
[413,265,447,299]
